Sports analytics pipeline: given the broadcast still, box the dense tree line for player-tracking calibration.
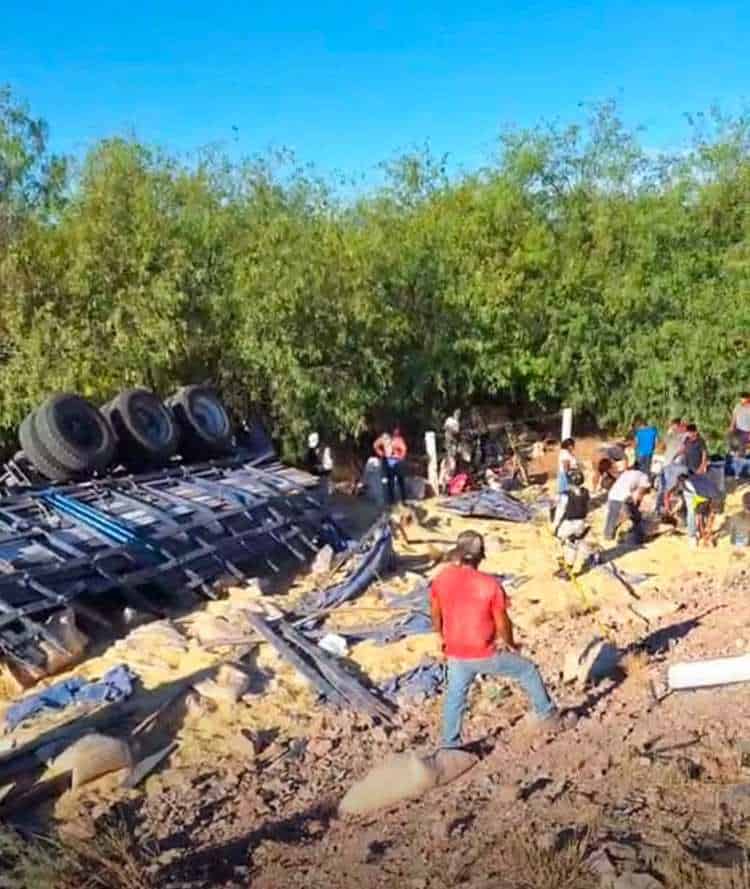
[1,88,748,458]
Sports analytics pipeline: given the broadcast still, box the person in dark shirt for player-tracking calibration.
[682,423,708,475]
[676,471,720,548]
[551,469,591,575]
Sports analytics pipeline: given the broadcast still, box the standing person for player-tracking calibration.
[558,438,578,495]
[430,531,559,748]
[604,467,651,542]
[729,393,750,455]
[657,419,687,513]
[634,418,658,475]
[662,418,687,465]
[374,427,408,504]
[551,469,591,575]
[304,432,334,503]
[682,423,709,475]
[443,409,461,460]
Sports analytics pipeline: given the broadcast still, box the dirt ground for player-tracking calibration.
[3,437,750,888]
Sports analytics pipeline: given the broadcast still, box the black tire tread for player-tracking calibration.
[34,393,116,474]
[19,411,73,482]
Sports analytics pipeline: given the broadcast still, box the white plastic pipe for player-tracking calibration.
[668,654,750,690]
[561,407,573,442]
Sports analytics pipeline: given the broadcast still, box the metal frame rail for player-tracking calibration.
[0,458,335,670]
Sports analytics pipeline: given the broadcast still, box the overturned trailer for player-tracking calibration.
[0,451,347,676]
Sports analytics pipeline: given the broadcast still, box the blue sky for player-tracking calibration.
[3,0,749,183]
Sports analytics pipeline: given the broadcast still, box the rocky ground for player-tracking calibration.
[114,563,750,889]
[4,445,750,889]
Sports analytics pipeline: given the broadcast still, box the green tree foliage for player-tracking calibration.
[0,86,748,456]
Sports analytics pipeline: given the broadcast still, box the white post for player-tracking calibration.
[561,407,573,441]
[425,431,439,496]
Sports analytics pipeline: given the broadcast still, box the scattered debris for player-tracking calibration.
[5,664,136,731]
[245,610,392,720]
[318,633,349,657]
[380,660,443,701]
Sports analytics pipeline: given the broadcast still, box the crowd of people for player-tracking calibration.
[300,396,750,751]
[432,396,750,750]
[551,394,750,581]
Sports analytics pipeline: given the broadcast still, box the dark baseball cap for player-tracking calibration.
[453,530,486,563]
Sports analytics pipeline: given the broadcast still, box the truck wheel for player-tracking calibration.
[33,393,116,476]
[19,411,72,481]
[104,388,179,468]
[167,385,233,459]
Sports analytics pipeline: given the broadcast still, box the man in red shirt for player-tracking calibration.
[431,530,558,747]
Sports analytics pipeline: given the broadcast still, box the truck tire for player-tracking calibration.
[18,410,72,482]
[33,393,116,476]
[167,385,233,459]
[104,388,179,468]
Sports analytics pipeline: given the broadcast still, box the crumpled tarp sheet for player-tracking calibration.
[306,521,394,612]
[319,611,433,646]
[383,581,430,610]
[439,490,533,523]
[380,660,444,701]
[5,664,136,731]
[382,573,522,614]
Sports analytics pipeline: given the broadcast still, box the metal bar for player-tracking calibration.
[243,611,348,707]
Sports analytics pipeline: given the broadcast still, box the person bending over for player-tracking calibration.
[604,468,651,542]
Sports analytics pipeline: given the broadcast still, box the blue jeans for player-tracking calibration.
[604,499,623,540]
[636,454,653,475]
[442,652,556,747]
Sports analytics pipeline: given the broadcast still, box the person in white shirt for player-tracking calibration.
[730,393,750,454]
[557,438,578,494]
[443,409,461,455]
[604,468,650,541]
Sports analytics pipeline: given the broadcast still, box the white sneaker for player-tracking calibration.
[688,537,698,550]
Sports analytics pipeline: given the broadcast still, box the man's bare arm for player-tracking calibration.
[431,597,443,636]
[493,607,517,650]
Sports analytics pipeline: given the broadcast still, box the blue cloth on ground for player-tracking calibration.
[308,524,393,612]
[380,660,444,701]
[5,664,136,731]
[635,427,658,457]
